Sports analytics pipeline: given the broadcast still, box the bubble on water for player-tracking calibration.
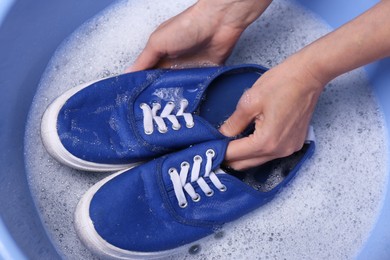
[214,231,225,240]
[188,244,201,255]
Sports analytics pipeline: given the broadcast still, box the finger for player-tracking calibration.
[224,135,263,162]
[225,127,311,170]
[156,55,222,70]
[225,155,276,171]
[155,59,177,69]
[219,106,259,138]
[125,45,164,73]
[224,114,265,159]
[224,130,279,171]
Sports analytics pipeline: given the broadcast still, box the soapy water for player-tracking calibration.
[24,0,388,259]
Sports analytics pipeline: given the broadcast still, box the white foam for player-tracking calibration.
[24,0,388,259]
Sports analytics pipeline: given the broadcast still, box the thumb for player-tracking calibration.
[219,92,259,137]
[125,45,164,73]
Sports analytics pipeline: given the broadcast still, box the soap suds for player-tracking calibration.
[25,0,388,259]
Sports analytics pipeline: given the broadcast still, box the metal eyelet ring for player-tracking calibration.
[152,101,161,106]
[192,194,201,202]
[194,155,202,162]
[181,99,188,105]
[167,101,174,105]
[206,149,215,157]
[172,124,181,131]
[179,202,188,208]
[206,190,214,197]
[168,168,176,175]
[219,185,227,192]
[158,127,168,134]
[140,103,147,109]
[144,129,153,135]
[181,161,189,168]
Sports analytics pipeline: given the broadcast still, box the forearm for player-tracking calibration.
[296,0,390,87]
[196,0,273,30]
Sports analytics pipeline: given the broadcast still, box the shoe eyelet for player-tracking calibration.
[181,161,189,168]
[172,124,181,131]
[219,185,227,192]
[144,129,153,135]
[192,194,201,202]
[194,155,202,162]
[152,102,161,108]
[179,202,188,208]
[140,103,147,109]
[206,149,215,157]
[206,190,214,197]
[167,101,174,106]
[168,168,176,175]
[181,99,188,105]
[158,127,168,134]
[186,122,195,128]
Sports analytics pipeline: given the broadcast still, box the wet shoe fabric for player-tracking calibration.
[75,134,315,259]
[41,64,267,171]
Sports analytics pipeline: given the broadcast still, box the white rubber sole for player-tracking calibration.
[74,169,194,259]
[40,78,139,172]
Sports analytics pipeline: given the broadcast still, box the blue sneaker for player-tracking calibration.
[74,128,315,258]
[41,64,267,171]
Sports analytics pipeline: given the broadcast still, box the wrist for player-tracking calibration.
[282,51,327,93]
[289,44,337,90]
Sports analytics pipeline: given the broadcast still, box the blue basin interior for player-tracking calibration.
[0,0,388,259]
[0,1,114,258]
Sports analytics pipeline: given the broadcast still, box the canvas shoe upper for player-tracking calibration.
[74,128,315,259]
[41,64,267,171]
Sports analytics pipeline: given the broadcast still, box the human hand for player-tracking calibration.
[219,0,390,170]
[126,0,272,72]
[220,55,324,170]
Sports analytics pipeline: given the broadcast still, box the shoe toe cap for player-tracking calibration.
[89,170,212,253]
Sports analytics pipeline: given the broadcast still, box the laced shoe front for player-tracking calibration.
[41,64,267,171]
[140,99,194,135]
[168,148,227,208]
[75,131,315,259]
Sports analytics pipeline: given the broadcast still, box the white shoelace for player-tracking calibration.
[140,99,194,135]
[169,149,227,208]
